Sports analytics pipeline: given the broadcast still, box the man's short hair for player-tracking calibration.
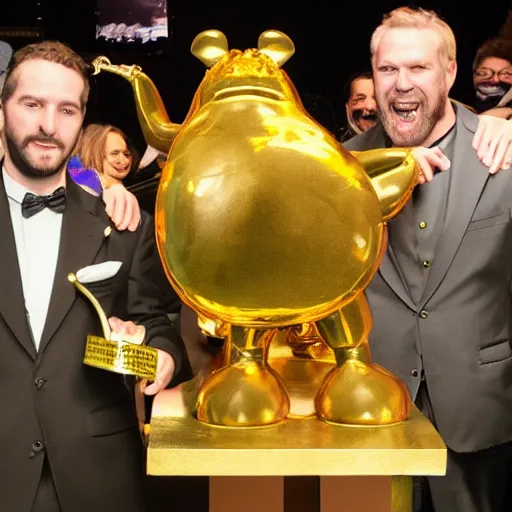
[343,71,373,103]
[473,37,512,71]
[370,7,456,66]
[1,40,90,110]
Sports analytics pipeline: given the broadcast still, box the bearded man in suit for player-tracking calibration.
[0,40,189,511]
[343,6,512,512]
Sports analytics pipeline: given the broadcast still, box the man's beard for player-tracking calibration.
[3,124,75,180]
[378,89,447,147]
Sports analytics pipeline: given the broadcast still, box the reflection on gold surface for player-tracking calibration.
[93,30,419,428]
[392,476,414,512]
[285,323,335,361]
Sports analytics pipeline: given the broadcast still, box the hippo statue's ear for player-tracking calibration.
[258,30,295,67]
[191,30,229,67]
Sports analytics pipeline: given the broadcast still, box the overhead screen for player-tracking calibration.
[96,0,169,44]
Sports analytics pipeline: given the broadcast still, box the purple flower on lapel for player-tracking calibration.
[67,155,103,197]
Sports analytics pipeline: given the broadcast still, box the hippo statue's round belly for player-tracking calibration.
[156,96,383,327]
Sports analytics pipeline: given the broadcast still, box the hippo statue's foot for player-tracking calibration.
[314,353,411,426]
[196,361,290,427]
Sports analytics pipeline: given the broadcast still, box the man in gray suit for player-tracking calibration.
[343,6,512,512]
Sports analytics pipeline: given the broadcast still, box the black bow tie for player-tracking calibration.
[21,186,67,219]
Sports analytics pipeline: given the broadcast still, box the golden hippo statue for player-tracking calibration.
[92,30,419,427]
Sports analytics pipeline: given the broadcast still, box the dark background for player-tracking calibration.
[1,0,511,152]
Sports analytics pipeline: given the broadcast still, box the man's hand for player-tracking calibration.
[102,184,141,232]
[108,316,145,344]
[473,115,512,174]
[142,350,175,396]
[107,316,176,395]
[411,147,451,184]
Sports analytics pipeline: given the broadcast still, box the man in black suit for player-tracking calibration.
[0,40,189,511]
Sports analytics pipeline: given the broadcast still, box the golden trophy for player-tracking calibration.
[68,262,158,380]
[92,30,418,427]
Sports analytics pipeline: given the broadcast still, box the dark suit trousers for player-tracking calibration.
[33,458,61,512]
[416,382,512,512]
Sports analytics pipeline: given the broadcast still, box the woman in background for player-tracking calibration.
[74,123,140,188]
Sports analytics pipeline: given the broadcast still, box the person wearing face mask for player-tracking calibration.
[338,71,378,141]
[472,37,512,119]
[73,123,140,188]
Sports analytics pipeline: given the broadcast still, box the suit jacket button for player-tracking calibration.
[419,310,429,319]
[34,378,46,389]
[411,369,419,377]
[32,440,44,453]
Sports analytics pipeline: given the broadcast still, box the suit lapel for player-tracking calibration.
[0,172,37,359]
[379,227,416,310]
[419,109,489,306]
[38,178,109,354]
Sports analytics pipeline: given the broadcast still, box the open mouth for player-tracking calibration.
[391,102,419,120]
[361,112,377,121]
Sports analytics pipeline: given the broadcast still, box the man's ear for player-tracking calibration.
[447,60,457,90]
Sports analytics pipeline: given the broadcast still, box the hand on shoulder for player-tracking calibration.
[102,183,141,232]
[473,115,512,174]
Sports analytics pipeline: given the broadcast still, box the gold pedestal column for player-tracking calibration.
[147,357,445,512]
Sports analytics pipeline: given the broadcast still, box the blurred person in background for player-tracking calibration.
[338,71,378,141]
[472,37,512,118]
[0,40,13,160]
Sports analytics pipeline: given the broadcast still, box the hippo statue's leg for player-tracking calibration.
[314,293,411,425]
[196,325,290,426]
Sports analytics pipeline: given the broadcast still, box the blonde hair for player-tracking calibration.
[74,123,140,177]
[370,7,456,65]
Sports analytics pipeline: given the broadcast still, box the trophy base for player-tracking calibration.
[84,335,158,380]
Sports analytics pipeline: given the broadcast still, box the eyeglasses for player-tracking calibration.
[473,67,512,81]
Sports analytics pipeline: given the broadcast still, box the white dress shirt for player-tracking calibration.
[3,168,63,349]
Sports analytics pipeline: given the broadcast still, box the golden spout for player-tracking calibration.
[352,148,419,222]
[91,56,181,155]
[91,56,141,80]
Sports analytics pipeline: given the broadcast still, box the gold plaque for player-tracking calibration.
[83,334,157,380]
